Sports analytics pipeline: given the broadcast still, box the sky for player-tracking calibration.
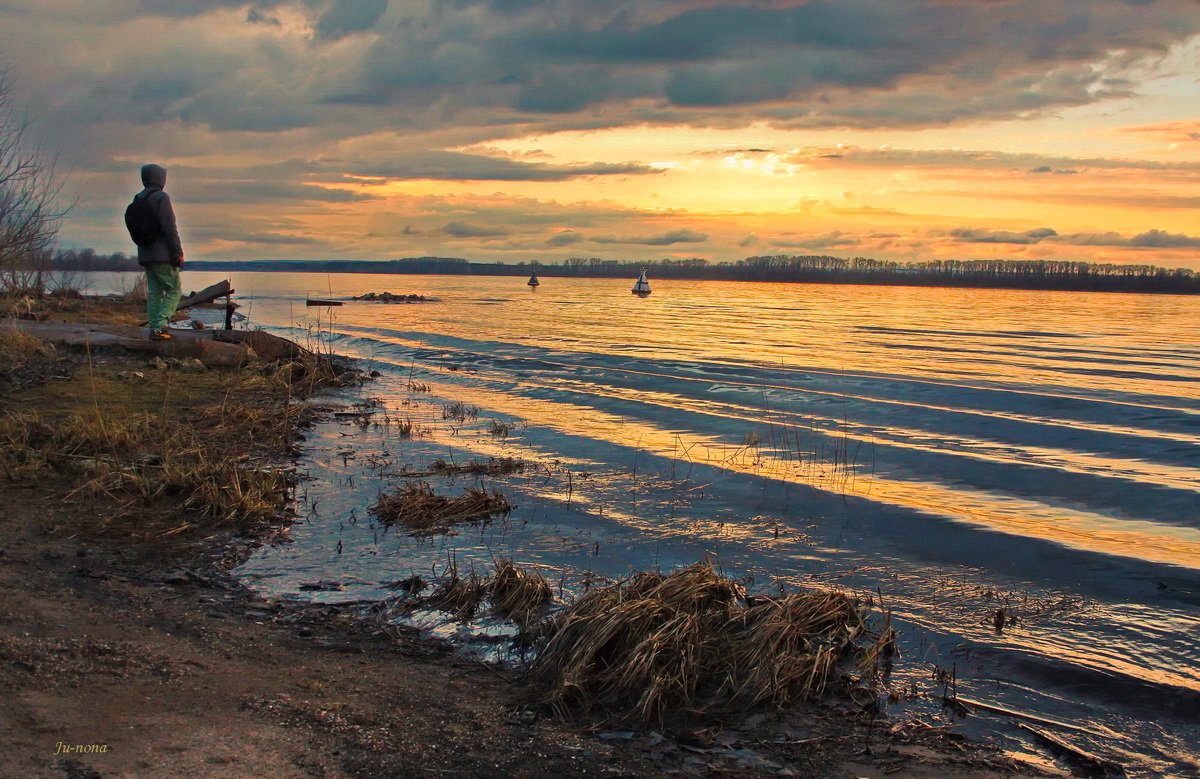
[3,0,1199,268]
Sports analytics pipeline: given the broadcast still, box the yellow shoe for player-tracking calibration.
[149,329,173,341]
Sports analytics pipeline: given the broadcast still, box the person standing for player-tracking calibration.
[124,163,184,340]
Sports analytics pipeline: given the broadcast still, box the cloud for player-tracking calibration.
[178,180,379,204]
[947,227,1058,245]
[219,230,324,246]
[442,221,509,238]
[314,0,388,41]
[1119,120,1200,145]
[20,0,1194,141]
[331,150,660,182]
[593,228,708,246]
[785,146,1200,173]
[939,226,1200,250]
[771,231,863,250]
[1029,165,1078,175]
[546,230,583,246]
[1060,229,1200,248]
[6,0,1200,266]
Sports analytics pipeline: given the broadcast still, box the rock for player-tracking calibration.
[115,370,145,380]
[195,339,256,369]
[216,330,309,362]
[150,355,206,372]
[298,581,344,592]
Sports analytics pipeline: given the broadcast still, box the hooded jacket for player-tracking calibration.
[130,164,184,266]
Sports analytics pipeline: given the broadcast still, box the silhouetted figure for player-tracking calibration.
[124,164,184,340]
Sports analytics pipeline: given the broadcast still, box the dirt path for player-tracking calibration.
[0,489,1053,778]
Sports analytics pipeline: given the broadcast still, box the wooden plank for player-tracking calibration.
[1017,724,1126,775]
[138,279,234,326]
[956,696,1110,738]
[178,280,234,311]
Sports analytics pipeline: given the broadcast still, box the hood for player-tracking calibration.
[140,164,167,188]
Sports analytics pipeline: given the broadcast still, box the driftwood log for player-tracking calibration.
[1,320,255,368]
[137,280,235,327]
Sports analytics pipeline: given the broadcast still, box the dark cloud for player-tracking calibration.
[222,231,325,246]
[179,180,378,204]
[941,226,1200,249]
[788,146,1200,173]
[948,227,1058,245]
[594,228,707,245]
[772,231,863,250]
[1061,229,1200,248]
[314,0,389,40]
[546,230,583,246]
[1029,166,1078,175]
[443,221,509,238]
[9,0,1198,143]
[334,151,659,181]
[328,0,1200,125]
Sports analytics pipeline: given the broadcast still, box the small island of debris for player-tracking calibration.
[350,292,429,303]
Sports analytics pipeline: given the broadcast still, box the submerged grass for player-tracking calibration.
[429,457,526,476]
[369,481,513,535]
[522,562,882,726]
[441,401,480,423]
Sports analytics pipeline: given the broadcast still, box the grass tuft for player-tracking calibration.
[488,559,553,629]
[0,331,56,380]
[441,401,479,423]
[522,562,875,725]
[369,481,513,535]
[487,419,516,438]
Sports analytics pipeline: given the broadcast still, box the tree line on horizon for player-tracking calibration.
[35,249,1200,294]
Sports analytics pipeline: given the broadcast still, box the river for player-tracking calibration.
[86,270,1200,775]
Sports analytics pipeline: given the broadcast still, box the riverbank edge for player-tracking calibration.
[0,304,1055,777]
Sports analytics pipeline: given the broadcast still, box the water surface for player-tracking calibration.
[93,271,1200,775]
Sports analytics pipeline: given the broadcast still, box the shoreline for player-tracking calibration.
[0,293,1054,777]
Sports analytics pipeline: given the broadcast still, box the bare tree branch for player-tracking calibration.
[0,70,70,295]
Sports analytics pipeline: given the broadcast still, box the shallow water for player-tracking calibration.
[89,271,1200,774]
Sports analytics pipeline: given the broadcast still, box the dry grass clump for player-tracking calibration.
[429,457,526,476]
[488,559,553,628]
[0,331,55,378]
[0,363,310,543]
[1,408,294,539]
[78,455,291,535]
[426,570,489,620]
[403,559,553,627]
[522,563,877,725]
[369,481,513,535]
[0,288,144,325]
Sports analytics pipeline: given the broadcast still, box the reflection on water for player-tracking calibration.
[85,271,1200,775]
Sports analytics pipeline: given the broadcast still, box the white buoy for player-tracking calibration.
[632,269,651,296]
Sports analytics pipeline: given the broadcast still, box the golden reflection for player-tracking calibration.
[379,369,1200,572]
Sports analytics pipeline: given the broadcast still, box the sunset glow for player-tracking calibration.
[3,1,1198,267]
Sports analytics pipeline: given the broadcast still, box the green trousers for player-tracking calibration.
[145,263,182,331]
